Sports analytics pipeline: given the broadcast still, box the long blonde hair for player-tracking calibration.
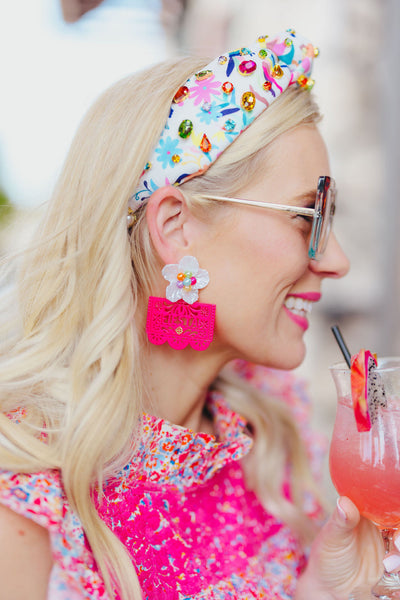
[0,57,323,598]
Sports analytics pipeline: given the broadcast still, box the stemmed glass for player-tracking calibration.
[329,357,400,599]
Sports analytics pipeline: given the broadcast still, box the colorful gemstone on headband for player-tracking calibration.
[195,69,213,81]
[238,60,257,75]
[223,119,236,132]
[144,162,151,171]
[173,85,189,103]
[241,91,256,111]
[177,281,184,288]
[172,154,181,163]
[286,28,295,34]
[178,119,193,138]
[297,74,308,88]
[218,55,228,65]
[240,47,251,55]
[258,35,268,42]
[258,49,268,58]
[200,134,212,153]
[201,101,212,112]
[272,65,284,78]
[221,81,234,94]
[263,81,272,91]
[191,277,197,285]
[284,38,293,47]
[314,47,320,57]
[306,78,315,91]
[177,272,185,281]
[183,277,192,286]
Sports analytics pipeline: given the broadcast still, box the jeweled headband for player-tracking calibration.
[128,29,318,222]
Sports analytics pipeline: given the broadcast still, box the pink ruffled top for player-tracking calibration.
[0,364,326,599]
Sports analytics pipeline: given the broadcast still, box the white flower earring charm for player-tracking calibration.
[146,255,216,351]
[162,256,210,304]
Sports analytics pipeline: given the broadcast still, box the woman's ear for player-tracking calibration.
[145,186,193,265]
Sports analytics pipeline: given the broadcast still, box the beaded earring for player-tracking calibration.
[146,256,216,351]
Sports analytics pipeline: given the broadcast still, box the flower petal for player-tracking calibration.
[179,256,199,273]
[182,288,199,305]
[194,269,210,289]
[166,283,183,303]
[162,264,179,282]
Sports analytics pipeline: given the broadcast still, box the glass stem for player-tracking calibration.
[381,528,396,562]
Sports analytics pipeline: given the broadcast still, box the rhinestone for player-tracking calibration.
[218,55,228,65]
[223,119,236,132]
[238,60,257,75]
[284,38,293,47]
[263,81,272,91]
[173,85,189,103]
[195,69,213,81]
[272,65,284,78]
[239,47,251,55]
[258,35,268,42]
[241,91,256,111]
[221,81,234,94]
[201,101,212,112]
[172,154,181,163]
[178,119,193,138]
[306,78,315,91]
[297,74,308,88]
[258,49,268,58]
[200,134,212,153]
[144,162,151,171]
[314,47,320,58]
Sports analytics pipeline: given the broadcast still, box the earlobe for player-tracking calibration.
[145,186,191,265]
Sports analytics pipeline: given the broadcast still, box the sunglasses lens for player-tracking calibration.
[308,176,336,260]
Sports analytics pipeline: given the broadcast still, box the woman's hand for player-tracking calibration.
[295,496,384,600]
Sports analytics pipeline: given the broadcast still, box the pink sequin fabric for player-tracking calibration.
[0,366,325,599]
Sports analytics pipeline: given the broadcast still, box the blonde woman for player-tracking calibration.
[0,31,385,600]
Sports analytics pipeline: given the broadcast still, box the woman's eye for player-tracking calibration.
[294,214,313,225]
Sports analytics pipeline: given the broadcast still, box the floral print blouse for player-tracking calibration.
[0,364,326,599]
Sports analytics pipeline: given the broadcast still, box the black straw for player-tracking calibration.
[331,325,352,368]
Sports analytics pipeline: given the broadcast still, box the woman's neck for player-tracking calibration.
[144,341,233,433]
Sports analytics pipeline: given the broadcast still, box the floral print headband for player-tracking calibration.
[128,29,318,222]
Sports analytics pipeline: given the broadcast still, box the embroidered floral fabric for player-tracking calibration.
[0,367,325,599]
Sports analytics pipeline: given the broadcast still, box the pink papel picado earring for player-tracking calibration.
[146,256,216,350]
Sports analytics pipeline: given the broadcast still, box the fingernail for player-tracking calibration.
[383,552,400,573]
[336,498,347,521]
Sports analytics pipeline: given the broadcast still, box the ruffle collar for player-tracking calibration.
[111,390,253,491]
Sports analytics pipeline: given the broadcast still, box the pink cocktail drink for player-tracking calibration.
[329,395,400,528]
[329,358,400,599]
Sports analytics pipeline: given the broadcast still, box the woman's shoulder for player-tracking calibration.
[0,502,53,600]
[0,468,107,598]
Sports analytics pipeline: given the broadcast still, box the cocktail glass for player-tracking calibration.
[329,357,400,599]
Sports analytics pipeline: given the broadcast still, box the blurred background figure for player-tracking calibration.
[0,0,399,501]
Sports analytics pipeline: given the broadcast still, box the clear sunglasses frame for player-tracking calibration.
[197,175,336,260]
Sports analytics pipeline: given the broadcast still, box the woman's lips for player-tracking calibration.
[283,292,321,331]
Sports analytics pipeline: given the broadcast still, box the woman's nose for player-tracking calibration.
[309,232,350,278]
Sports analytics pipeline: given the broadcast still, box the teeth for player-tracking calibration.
[284,297,313,316]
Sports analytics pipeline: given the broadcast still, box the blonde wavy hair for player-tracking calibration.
[0,56,324,599]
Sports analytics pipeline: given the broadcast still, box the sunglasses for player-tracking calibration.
[199,175,336,260]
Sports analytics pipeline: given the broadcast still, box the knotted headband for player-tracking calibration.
[129,29,318,220]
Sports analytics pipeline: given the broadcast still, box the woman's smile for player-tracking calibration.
[283,292,322,331]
